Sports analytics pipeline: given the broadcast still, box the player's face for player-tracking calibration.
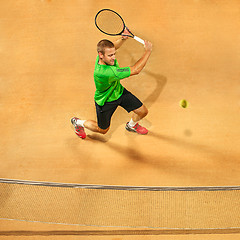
[101,47,116,66]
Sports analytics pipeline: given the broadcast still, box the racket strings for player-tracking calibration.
[96,10,124,35]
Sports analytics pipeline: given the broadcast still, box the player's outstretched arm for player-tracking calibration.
[113,37,127,50]
[130,40,152,76]
[113,28,129,50]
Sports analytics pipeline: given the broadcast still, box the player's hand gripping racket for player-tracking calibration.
[95,9,145,45]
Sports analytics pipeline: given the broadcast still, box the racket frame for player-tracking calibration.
[95,9,145,45]
[95,8,126,36]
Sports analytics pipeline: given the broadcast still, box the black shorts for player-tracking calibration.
[95,88,143,130]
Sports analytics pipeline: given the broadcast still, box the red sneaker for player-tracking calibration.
[71,117,86,139]
[125,122,148,135]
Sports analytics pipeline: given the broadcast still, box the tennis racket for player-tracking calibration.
[95,9,145,45]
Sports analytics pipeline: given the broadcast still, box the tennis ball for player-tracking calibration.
[180,99,188,108]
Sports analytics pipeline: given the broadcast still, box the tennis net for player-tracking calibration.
[0,178,239,230]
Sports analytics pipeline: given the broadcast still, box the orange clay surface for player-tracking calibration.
[0,0,239,239]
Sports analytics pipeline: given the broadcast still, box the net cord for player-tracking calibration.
[1,217,240,230]
[0,178,239,191]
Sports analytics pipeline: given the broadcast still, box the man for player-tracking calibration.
[71,30,153,139]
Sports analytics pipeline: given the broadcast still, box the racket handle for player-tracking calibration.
[133,36,145,45]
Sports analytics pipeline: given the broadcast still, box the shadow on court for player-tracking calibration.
[88,134,190,172]
[143,71,167,108]
[87,130,239,184]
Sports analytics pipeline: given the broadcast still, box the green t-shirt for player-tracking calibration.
[94,55,131,106]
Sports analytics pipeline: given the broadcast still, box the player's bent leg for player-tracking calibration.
[125,105,149,135]
[83,120,110,134]
[71,118,110,138]
[132,104,148,121]
[97,126,110,134]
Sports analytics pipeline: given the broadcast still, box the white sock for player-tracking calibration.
[128,118,137,128]
[76,119,86,127]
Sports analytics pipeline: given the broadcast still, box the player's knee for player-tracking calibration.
[101,129,109,134]
[98,127,109,134]
[143,107,148,117]
[141,105,148,118]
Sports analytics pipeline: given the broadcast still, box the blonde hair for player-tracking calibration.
[97,39,114,54]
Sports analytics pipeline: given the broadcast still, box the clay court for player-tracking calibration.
[0,0,240,239]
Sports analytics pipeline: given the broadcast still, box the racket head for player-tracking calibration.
[95,9,126,36]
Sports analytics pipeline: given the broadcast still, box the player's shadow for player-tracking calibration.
[88,70,167,142]
[88,130,239,183]
[143,70,167,108]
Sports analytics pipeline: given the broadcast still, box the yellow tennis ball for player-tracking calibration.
[180,99,188,108]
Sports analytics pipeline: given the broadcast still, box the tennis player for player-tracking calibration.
[71,29,152,139]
